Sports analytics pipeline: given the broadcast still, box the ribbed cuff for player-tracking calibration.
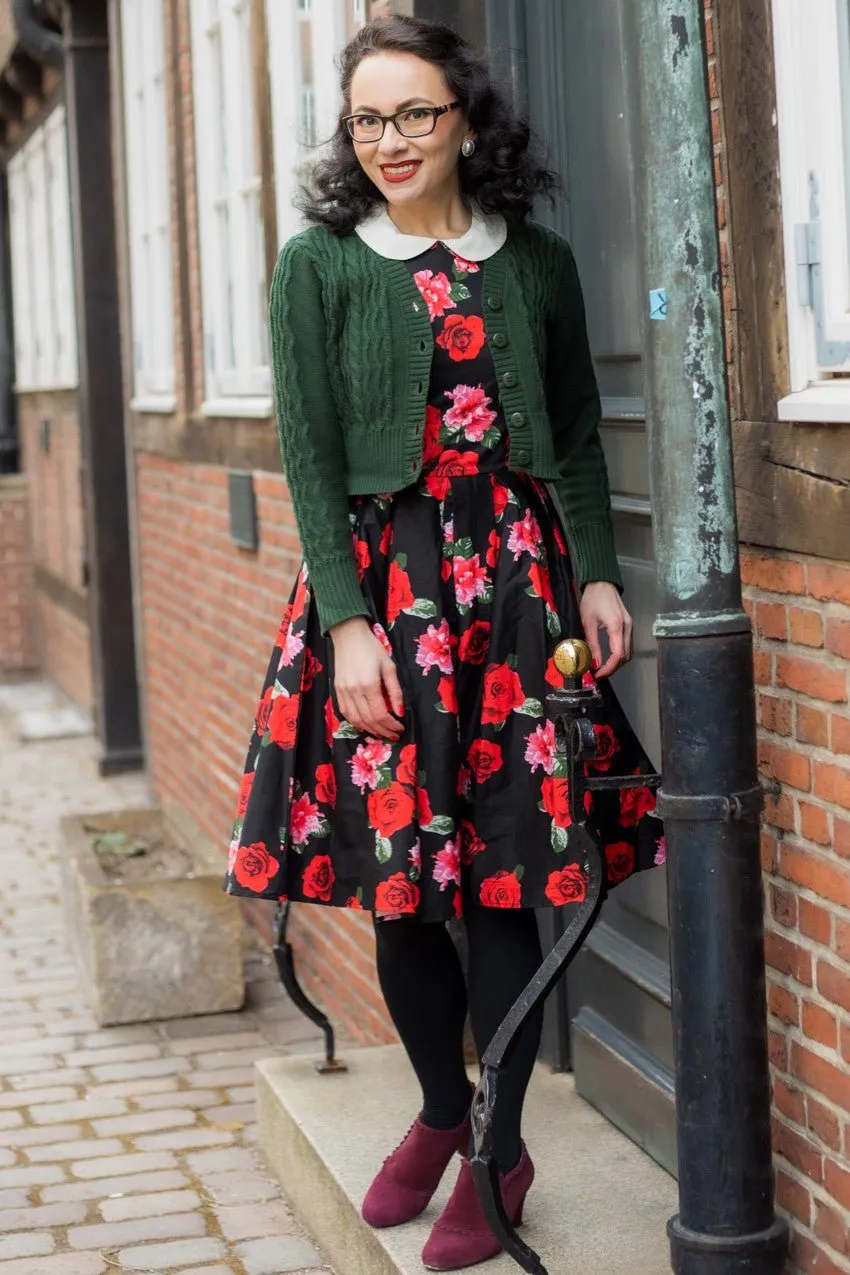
[568,521,624,593]
[308,555,371,636]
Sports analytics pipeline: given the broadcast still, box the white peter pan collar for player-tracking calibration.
[355,202,508,262]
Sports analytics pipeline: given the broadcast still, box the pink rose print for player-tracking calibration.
[654,836,667,866]
[433,839,461,891]
[372,622,393,656]
[443,384,498,441]
[507,510,543,560]
[276,626,304,669]
[415,619,454,676]
[524,719,556,774]
[450,252,479,274]
[413,269,456,321]
[453,553,489,606]
[350,738,393,793]
[409,839,422,873]
[290,793,322,845]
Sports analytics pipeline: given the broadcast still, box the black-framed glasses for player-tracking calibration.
[342,102,461,143]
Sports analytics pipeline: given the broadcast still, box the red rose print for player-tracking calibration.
[300,649,323,693]
[346,895,364,910]
[437,313,486,361]
[379,522,394,556]
[324,696,340,748]
[456,765,472,798]
[438,676,459,713]
[441,557,452,582]
[553,520,568,555]
[453,890,464,918]
[491,479,510,521]
[480,870,522,908]
[255,687,273,736]
[291,573,308,623]
[467,739,504,783]
[274,603,293,648]
[233,842,280,893]
[368,781,416,838]
[234,770,254,820]
[416,785,434,825]
[375,872,421,914]
[481,662,525,724]
[268,693,300,749]
[354,539,371,580]
[413,269,456,321]
[588,724,619,772]
[459,819,486,863]
[605,841,635,884]
[398,743,418,786]
[528,561,557,610]
[545,657,565,689]
[541,776,572,828]
[302,854,335,902]
[544,863,588,907]
[458,620,491,665]
[424,449,480,501]
[620,780,657,826]
[315,762,337,807]
[423,405,443,463]
[486,528,500,569]
[386,561,415,625]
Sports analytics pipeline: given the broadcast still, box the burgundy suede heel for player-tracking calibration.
[421,1144,534,1271]
[361,1111,472,1229]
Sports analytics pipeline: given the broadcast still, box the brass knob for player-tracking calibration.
[553,639,593,678]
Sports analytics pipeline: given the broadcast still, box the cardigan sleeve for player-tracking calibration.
[269,236,370,635]
[545,238,624,593]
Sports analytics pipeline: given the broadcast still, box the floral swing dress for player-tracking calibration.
[223,241,665,921]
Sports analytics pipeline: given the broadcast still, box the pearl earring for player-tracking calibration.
[461,138,476,158]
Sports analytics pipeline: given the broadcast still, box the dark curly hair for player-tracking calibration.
[298,13,558,235]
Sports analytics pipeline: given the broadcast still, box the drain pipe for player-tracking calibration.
[0,171,15,474]
[634,5,788,1274]
[11,0,63,68]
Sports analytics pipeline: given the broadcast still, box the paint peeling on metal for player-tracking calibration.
[670,14,689,68]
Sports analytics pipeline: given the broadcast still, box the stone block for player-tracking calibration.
[60,806,244,1026]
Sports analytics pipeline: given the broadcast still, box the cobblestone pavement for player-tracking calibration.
[0,708,334,1275]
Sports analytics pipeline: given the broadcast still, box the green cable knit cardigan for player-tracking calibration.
[270,216,621,635]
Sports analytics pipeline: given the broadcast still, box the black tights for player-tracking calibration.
[373,906,544,1172]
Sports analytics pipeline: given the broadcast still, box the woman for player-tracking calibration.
[225,13,663,1271]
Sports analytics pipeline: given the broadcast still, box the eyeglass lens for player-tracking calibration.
[348,108,436,141]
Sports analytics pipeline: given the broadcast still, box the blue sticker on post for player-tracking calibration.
[649,289,668,321]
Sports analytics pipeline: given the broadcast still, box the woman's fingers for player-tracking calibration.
[381,658,406,720]
[595,617,625,679]
[365,684,403,740]
[582,611,603,673]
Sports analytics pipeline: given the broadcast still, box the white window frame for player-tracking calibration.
[7,108,78,393]
[190,0,271,411]
[773,0,850,421]
[267,0,362,247]
[121,0,176,413]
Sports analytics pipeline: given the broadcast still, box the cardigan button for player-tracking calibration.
[486,295,502,310]
[516,448,531,465]
[492,332,508,348]
[501,371,517,388]
[510,411,525,427]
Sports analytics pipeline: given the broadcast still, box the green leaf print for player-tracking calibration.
[232,818,244,840]
[553,754,569,779]
[405,598,438,619]
[516,697,544,717]
[514,864,525,881]
[422,814,454,835]
[375,835,393,864]
[272,680,287,697]
[506,653,519,670]
[418,768,428,786]
[333,721,360,740]
[449,283,471,302]
[550,823,570,853]
[376,765,394,789]
[547,609,562,638]
[453,536,475,560]
[279,825,287,843]
[483,426,501,448]
[261,729,272,748]
[395,552,408,569]
[312,818,331,838]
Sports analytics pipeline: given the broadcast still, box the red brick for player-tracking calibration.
[768,980,799,1026]
[776,1167,811,1227]
[758,693,792,736]
[825,1157,850,1212]
[792,1233,845,1275]
[770,883,798,928]
[802,1000,838,1049]
[807,1095,841,1151]
[791,1042,850,1112]
[817,961,850,1014]
[761,831,779,873]
[832,715,850,757]
[808,563,850,607]
[800,803,831,848]
[759,741,811,792]
[836,920,850,964]
[774,1118,823,1182]
[800,899,832,945]
[790,607,825,648]
[825,618,850,661]
[756,601,788,640]
[753,649,772,687]
[764,929,813,986]
[814,1200,847,1256]
[764,790,795,833]
[813,761,850,811]
[836,818,850,860]
[741,553,806,595]
[776,654,847,705]
[797,705,830,749]
[773,1076,806,1124]
[780,843,850,909]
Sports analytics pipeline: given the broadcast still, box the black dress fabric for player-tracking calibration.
[223,242,665,920]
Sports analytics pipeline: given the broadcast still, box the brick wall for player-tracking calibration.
[0,474,36,673]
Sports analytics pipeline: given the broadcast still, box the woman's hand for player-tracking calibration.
[329,617,405,741]
[579,581,634,679]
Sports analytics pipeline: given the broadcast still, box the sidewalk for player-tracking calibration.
[0,702,333,1275]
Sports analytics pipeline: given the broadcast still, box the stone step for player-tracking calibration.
[256,1043,678,1275]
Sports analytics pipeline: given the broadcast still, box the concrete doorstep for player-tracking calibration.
[256,1044,678,1275]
